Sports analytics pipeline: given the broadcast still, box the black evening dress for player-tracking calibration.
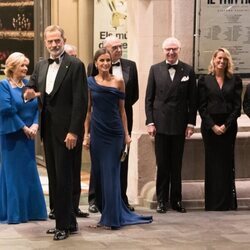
[198,74,242,211]
[88,76,152,228]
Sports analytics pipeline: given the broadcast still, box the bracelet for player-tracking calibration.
[84,134,90,139]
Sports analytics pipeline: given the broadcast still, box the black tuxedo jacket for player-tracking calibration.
[145,60,197,135]
[28,53,88,143]
[198,74,242,129]
[87,58,139,133]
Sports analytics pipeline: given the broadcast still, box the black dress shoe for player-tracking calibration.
[47,224,78,235]
[75,208,89,218]
[53,230,69,241]
[88,204,99,213]
[69,223,78,234]
[156,202,167,213]
[46,228,56,234]
[172,201,187,213]
[48,210,55,220]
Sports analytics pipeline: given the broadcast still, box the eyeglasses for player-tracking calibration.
[163,47,179,53]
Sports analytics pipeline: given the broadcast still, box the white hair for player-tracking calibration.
[103,36,121,48]
[162,37,181,49]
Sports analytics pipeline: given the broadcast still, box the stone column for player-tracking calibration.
[126,0,172,204]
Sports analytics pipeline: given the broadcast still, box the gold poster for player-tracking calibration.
[94,0,128,58]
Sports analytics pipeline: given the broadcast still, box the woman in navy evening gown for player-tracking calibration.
[0,52,47,223]
[83,48,152,229]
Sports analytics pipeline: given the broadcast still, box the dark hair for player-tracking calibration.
[93,48,111,62]
[91,48,112,76]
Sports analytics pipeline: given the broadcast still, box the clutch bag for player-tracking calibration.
[120,144,128,162]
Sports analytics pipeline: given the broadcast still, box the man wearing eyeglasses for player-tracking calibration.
[145,37,197,214]
[87,36,139,213]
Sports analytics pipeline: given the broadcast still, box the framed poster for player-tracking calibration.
[94,0,128,58]
[194,0,250,77]
[0,1,34,75]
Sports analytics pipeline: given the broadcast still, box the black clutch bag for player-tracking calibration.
[120,144,128,162]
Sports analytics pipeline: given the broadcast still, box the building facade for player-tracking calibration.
[37,0,250,208]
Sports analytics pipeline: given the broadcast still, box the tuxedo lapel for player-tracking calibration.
[172,62,185,84]
[215,75,228,101]
[161,62,176,100]
[121,59,129,85]
[50,55,70,98]
[39,61,49,105]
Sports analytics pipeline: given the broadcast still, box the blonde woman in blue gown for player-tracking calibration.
[0,52,47,223]
[83,48,152,229]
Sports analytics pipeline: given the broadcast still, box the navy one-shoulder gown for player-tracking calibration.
[88,76,152,229]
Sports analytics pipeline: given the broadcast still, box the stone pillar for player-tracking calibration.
[127,0,173,204]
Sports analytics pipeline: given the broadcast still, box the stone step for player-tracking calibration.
[139,180,250,210]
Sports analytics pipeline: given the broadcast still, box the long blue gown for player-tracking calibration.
[88,76,152,229]
[0,79,47,224]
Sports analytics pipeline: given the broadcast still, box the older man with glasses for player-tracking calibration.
[145,37,197,214]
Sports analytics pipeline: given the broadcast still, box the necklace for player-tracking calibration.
[9,78,24,88]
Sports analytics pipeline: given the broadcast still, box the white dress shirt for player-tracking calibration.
[166,59,179,81]
[112,60,123,79]
[45,52,64,94]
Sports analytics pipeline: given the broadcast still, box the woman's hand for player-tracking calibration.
[212,124,226,135]
[29,124,39,139]
[23,88,41,101]
[23,126,33,139]
[125,134,132,145]
[83,135,90,150]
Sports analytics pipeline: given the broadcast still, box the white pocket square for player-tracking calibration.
[181,76,189,82]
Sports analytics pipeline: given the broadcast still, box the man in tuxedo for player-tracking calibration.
[48,43,89,220]
[145,37,197,214]
[87,36,139,213]
[23,25,88,240]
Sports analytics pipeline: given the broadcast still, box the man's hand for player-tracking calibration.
[185,126,194,139]
[147,124,156,137]
[64,132,78,150]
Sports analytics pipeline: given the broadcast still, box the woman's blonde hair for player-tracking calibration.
[4,52,29,78]
[208,48,234,78]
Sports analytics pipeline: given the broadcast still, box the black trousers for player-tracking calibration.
[43,111,76,230]
[49,137,83,213]
[154,133,185,206]
[201,116,237,211]
[88,145,130,206]
[71,137,83,213]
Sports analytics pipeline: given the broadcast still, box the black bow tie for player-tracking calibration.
[48,58,60,64]
[167,63,178,70]
[112,62,120,67]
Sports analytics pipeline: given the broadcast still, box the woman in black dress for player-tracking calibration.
[198,48,242,211]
